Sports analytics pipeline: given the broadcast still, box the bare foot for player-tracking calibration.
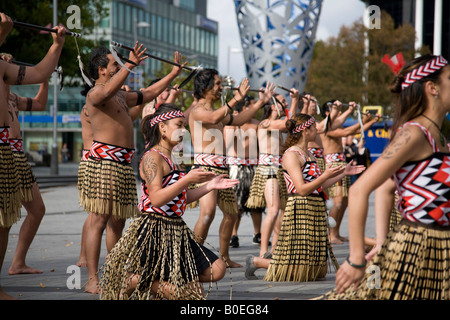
[0,288,17,300]
[222,257,243,268]
[84,279,99,294]
[330,237,344,245]
[8,265,43,275]
[338,236,349,242]
[76,258,87,268]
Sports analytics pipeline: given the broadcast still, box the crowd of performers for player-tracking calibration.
[0,13,449,300]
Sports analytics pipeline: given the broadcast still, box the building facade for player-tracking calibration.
[11,0,218,164]
[363,0,450,58]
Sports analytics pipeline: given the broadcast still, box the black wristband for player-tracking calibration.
[26,97,32,111]
[346,256,367,268]
[136,90,143,105]
[227,113,234,125]
[226,101,233,111]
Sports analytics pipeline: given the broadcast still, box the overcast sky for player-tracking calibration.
[207,0,367,82]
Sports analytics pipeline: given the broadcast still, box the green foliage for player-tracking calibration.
[305,11,431,118]
[0,0,109,86]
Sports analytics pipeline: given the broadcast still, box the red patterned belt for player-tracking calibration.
[89,141,135,164]
[226,157,258,166]
[81,149,90,161]
[194,153,227,168]
[325,152,346,163]
[258,153,282,166]
[0,127,9,145]
[308,147,324,158]
[9,139,23,152]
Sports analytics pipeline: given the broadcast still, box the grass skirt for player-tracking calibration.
[80,158,139,219]
[0,144,22,227]
[324,161,350,198]
[229,165,258,214]
[245,165,287,211]
[264,195,338,282]
[77,160,87,204]
[12,151,35,203]
[99,212,219,300]
[188,166,239,215]
[316,220,450,300]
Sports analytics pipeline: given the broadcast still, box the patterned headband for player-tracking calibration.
[401,55,448,90]
[292,117,316,134]
[150,110,185,127]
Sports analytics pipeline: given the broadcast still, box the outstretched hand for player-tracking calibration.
[171,51,187,76]
[207,174,239,191]
[129,41,148,66]
[186,167,216,185]
[258,82,276,104]
[323,164,346,179]
[233,78,250,102]
[344,160,366,176]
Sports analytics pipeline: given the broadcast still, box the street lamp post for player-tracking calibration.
[227,46,243,76]
[50,0,58,175]
[133,19,151,90]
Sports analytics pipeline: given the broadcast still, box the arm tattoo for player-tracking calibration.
[381,128,411,160]
[143,155,158,184]
[15,66,26,85]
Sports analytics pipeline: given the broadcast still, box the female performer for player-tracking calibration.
[99,104,238,300]
[246,114,364,281]
[319,54,450,300]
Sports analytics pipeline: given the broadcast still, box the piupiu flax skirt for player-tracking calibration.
[187,165,239,215]
[99,212,219,300]
[245,165,287,211]
[324,161,350,198]
[0,144,22,228]
[229,165,259,214]
[316,219,450,300]
[80,158,139,219]
[264,194,339,282]
[12,151,36,203]
[390,194,402,230]
[77,160,87,204]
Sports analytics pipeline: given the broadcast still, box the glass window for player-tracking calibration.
[117,2,124,30]
[145,12,151,38]
[174,21,179,46]
[125,5,131,32]
[157,16,162,41]
[168,20,173,44]
[179,23,184,48]
[151,14,157,40]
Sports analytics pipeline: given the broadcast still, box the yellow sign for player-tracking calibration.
[363,106,383,117]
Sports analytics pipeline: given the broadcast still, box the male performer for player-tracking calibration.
[246,91,299,258]
[189,68,275,268]
[0,16,65,300]
[80,43,184,293]
[320,101,379,244]
[1,53,49,276]
[225,96,263,247]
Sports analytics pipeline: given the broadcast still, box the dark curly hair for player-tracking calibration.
[283,113,315,152]
[389,54,446,140]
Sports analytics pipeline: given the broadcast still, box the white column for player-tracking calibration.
[415,0,423,56]
[433,0,443,55]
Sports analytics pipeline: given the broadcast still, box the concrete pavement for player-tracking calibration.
[1,162,376,301]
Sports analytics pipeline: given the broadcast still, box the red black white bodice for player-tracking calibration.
[139,149,187,217]
[283,148,324,196]
[393,122,450,226]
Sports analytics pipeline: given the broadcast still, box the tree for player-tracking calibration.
[305,11,430,116]
[0,0,108,87]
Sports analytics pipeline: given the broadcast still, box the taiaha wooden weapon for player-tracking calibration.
[7,20,82,38]
[110,40,202,89]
